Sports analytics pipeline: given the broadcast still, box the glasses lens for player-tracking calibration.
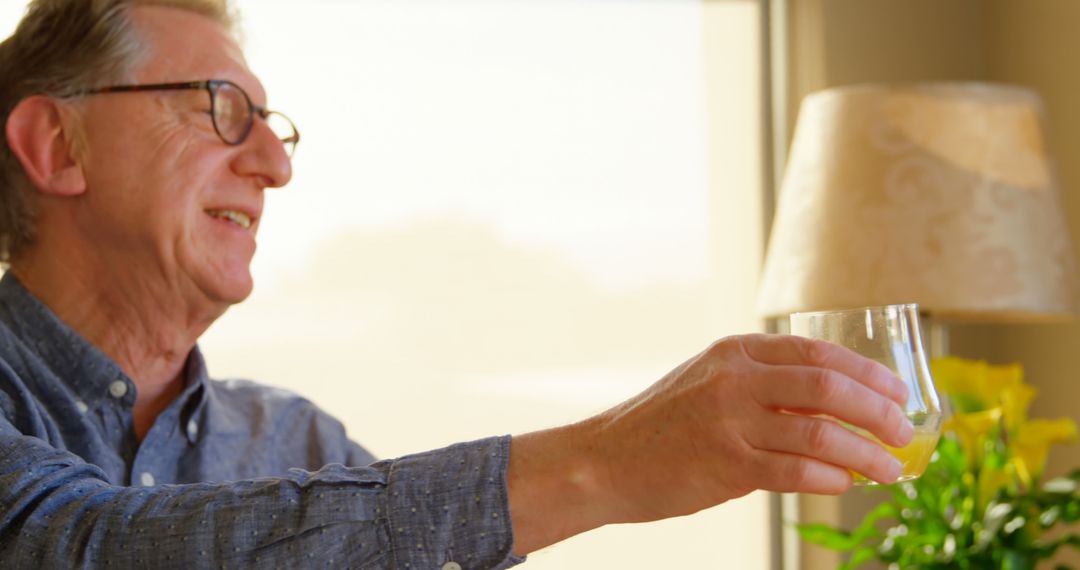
[212,82,252,145]
[265,111,299,157]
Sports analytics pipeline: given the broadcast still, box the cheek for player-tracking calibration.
[77,160,209,255]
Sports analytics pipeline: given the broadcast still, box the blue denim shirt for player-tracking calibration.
[0,273,523,569]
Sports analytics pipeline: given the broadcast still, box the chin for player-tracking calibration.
[200,268,255,307]
[219,275,255,305]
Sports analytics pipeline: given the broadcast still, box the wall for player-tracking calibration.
[784,0,986,145]
[782,0,1080,568]
[980,0,1080,487]
[974,2,1080,565]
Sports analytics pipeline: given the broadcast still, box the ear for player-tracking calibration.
[5,95,87,197]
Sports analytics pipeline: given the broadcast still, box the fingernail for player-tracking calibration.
[894,377,910,405]
[898,417,914,445]
[887,457,902,482]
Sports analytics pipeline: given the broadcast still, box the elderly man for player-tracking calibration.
[0,0,913,567]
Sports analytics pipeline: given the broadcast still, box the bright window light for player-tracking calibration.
[2,1,768,568]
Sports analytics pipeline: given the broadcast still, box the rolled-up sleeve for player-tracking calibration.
[0,416,524,569]
[380,436,524,569]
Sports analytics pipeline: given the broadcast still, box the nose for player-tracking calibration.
[231,116,293,189]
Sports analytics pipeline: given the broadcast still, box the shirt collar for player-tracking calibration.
[0,272,210,424]
[180,347,210,443]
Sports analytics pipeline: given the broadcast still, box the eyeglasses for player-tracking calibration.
[67,79,300,157]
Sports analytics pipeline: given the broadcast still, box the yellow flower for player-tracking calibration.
[931,357,1012,412]
[974,362,1015,401]
[977,463,1014,511]
[944,408,1002,466]
[1000,379,1036,435]
[1011,418,1079,488]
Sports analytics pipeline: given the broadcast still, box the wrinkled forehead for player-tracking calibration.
[127,5,267,104]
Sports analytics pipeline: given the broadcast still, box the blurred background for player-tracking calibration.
[773,1,1080,569]
[5,0,1080,568]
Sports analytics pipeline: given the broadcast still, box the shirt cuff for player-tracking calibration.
[382,435,525,569]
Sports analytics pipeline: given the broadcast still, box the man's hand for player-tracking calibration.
[507,333,913,555]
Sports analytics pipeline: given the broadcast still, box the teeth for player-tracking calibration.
[208,209,252,229]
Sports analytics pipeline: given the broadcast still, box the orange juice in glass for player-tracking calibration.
[790,304,944,486]
[849,425,941,485]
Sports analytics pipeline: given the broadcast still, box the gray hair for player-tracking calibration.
[0,0,236,265]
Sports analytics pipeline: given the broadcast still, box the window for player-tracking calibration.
[3,1,769,567]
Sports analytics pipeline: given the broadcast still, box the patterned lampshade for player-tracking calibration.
[758,82,1078,321]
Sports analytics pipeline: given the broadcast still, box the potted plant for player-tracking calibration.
[798,357,1080,569]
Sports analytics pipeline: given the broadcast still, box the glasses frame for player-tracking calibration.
[66,79,300,156]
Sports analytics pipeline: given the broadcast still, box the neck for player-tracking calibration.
[11,245,224,439]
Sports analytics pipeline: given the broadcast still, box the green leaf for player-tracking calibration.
[797,523,860,551]
[841,547,878,569]
[1066,501,1080,523]
[856,501,899,530]
[1002,549,1035,570]
[950,394,985,414]
[937,436,968,473]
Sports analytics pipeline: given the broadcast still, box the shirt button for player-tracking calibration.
[441,563,462,570]
[75,400,89,414]
[140,472,155,487]
[187,420,199,440]
[108,380,128,399]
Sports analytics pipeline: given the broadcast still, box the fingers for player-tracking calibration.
[751,365,914,448]
[745,412,903,485]
[738,334,908,406]
[748,450,854,495]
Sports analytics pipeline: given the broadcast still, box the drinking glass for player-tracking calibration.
[790,304,944,485]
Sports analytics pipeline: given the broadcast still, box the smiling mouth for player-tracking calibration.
[206,209,253,230]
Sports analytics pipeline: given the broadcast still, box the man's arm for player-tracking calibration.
[0,333,908,567]
[507,334,913,555]
[0,373,520,570]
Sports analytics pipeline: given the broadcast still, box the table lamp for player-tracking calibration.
[758,82,1078,325]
